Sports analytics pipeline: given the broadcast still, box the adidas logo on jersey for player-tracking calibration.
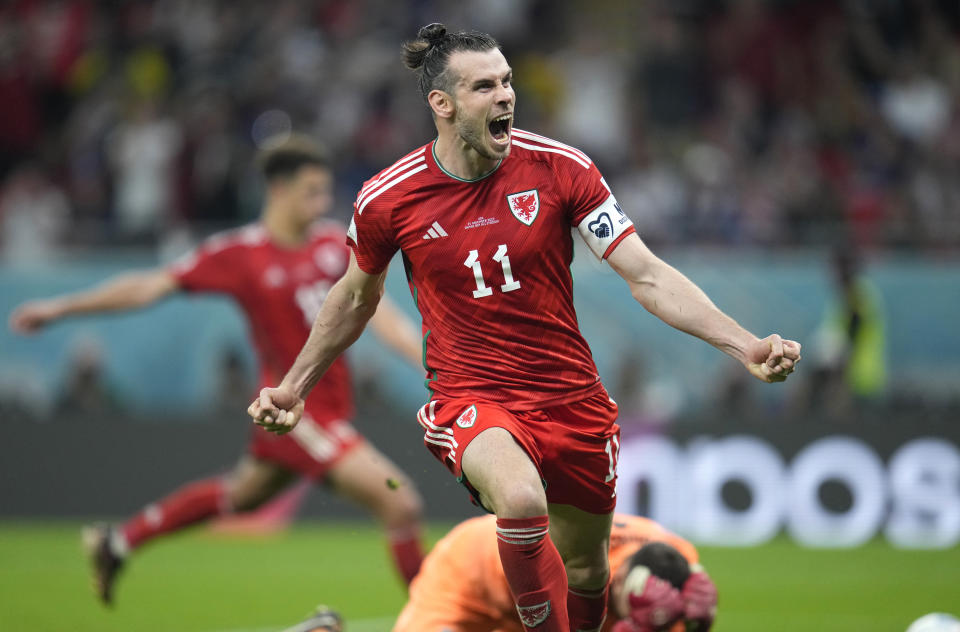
[422,221,449,240]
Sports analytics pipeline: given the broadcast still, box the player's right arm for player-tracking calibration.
[249,252,386,434]
[8,270,179,334]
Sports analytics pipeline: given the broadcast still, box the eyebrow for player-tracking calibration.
[469,68,513,90]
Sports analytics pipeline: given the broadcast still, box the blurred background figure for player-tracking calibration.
[801,247,887,420]
[54,334,124,417]
[107,97,182,243]
[0,163,70,263]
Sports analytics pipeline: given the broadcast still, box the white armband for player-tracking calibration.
[576,194,634,259]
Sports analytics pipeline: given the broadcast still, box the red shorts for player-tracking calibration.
[247,408,364,480]
[416,390,621,514]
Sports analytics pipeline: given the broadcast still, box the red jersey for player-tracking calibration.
[348,129,635,410]
[170,221,354,420]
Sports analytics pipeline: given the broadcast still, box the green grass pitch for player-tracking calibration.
[0,521,957,632]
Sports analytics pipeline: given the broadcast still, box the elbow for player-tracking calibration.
[630,274,672,316]
[621,257,663,306]
[351,285,383,322]
[123,272,172,308]
[627,275,657,306]
[130,288,160,308]
[356,300,379,323]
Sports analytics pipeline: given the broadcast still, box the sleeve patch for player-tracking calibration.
[346,216,357,244]
[576,194,634,260]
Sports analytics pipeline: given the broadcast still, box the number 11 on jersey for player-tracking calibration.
[464,244,521,299]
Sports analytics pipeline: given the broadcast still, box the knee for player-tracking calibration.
[489,482,548,519]
[378,482,424,528]
[226,479,275,513]
[228,487,268,513]
[227,492,266,513]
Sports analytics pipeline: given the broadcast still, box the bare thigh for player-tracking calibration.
[460,426,547,518]
[226,456,298,512]
[326,442,423,528]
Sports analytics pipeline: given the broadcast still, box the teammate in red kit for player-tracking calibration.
[9,136,427,604]
[250,25,801,632]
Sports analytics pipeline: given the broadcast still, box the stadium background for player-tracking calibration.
[1,0,959,630]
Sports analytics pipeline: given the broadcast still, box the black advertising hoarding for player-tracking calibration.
[615,413,960,548]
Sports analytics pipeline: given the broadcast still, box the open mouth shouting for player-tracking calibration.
[488,113,512,148]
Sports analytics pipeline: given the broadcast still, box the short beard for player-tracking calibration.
[455,115,507,161]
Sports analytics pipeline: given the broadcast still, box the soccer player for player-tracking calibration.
[9,136,427,604]
[285,514,716,632]
[394,514,717,632]
[249,24,800,632]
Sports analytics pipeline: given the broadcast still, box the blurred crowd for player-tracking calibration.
[2,0,960,262]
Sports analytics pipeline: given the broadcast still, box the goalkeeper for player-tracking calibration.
[289,513,717,632]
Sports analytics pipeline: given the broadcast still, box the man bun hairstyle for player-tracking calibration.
[401,22,500,101]
[628,542,692,590]
[257,134,330,183]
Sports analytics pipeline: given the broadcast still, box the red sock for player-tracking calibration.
[387,526,424,585]
[496,516,569,631]
[121,478,228,551]
[568,583,609,632]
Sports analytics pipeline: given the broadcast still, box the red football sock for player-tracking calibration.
[121,478,228,551]
[496,516,569,631]
[387,526,425,585]
[568,583,609,632]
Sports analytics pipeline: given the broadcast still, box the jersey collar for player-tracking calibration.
[430,139,504,183]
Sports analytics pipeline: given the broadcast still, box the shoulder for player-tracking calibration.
[615,514,698,563]
[200,223,268,255]
[355,143,432,217]
[308,219,348,242]
[172,224,265,273]
[618,513,675,534]
[612,514,676,547]
[509,129,594,171]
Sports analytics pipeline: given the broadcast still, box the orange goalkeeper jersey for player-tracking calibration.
[394,514,698,632]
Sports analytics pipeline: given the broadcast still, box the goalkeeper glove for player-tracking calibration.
[681,569,717,631]
[614,566,685,632]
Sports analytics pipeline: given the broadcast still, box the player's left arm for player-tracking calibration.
[249,252,386,433]
[606,233,800,383]
[366,293,424,371]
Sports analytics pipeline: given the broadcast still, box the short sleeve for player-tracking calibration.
[563,160,635,260]
[169,238,246,296]
[346,198,398,274]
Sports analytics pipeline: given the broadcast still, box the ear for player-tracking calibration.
[267,178,283,192]
[266,177,291,201]
[427,89,455,120]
